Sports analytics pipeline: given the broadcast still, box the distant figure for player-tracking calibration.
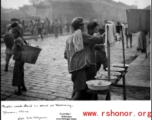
[66,19,70,34]
[22,20,25,33]
[28,20,34,35]
[137,31,147,53]
[46,18,50,34]
[37,20,43,40]
[33,19,43,41]
[125,24,132,48]
[116,22,122,41]
[58,19,63,35]
[6,18,18,32]
[54,20,58,38]
[51,21,54,34]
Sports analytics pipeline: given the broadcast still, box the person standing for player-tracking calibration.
[54,19,58,38]
[87,21,108,72]
[64,17,105,100]
[6,18,17,31]
[12,27,27,95]
[66,19,70,34]
[4,22,19,72]
[17,19,24,36]
[21,20,25,34]
[137,31,147,53]
[28,20,34,35]
[37,19,43,40]
[59,19,63,35]
[125,23,132,48]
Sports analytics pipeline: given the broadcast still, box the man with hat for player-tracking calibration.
[4,20,20,72]
[6,18,18,32]
[64,17,105,100]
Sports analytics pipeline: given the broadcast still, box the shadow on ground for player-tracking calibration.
[124,55,138,64]
[112,86,150,100]
[112,54,150,100]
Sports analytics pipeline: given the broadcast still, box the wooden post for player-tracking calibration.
[121,25,126,100]
[145,33,148,58]
[106,25,111,100]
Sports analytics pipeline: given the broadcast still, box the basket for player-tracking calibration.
[21,45,42,64]
[3,33,14,49]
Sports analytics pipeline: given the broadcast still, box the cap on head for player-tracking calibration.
[71,17,84,30]
[12,27,21,36]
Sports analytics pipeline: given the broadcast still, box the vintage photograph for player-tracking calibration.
[1,0,151,101]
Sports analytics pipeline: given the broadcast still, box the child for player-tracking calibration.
[12,27,27,95]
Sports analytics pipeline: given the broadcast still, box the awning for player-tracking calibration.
[126,9,150,34]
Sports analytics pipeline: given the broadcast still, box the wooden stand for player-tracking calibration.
[87,24,127,100]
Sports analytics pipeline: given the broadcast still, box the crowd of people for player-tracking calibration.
[3,16,149,99]
[26,18,72,39]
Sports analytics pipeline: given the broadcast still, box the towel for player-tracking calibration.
[121,24,126,39]
[105,24,116,47]
[68,29,84,52]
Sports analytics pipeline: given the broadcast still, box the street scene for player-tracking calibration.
[1,33,150,100]
[1,0,151,101]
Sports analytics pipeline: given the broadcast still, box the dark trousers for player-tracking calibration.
[12,60,25,87]
[71,65,98,100]
[96,51,108,72]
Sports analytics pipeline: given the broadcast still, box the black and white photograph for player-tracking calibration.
[1,0,151,101]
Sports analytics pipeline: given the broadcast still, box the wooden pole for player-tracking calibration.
[121,25,126,100]
[106,25,111,100]
[145,33,148,58]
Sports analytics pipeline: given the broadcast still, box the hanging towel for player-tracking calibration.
[68,29,84,52]
[105,24,116,47]
[126,9,150,34]
[121,23,126,39]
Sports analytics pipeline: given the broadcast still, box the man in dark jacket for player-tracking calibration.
[87,22,108,72]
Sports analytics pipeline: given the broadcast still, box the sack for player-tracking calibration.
[3,33,14,49]
[21,45,42,64]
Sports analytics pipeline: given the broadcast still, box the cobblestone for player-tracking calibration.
[1,34,150,100]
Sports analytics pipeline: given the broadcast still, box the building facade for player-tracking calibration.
[35,0,137,22]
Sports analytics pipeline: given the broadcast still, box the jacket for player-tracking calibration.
[64,33,104,73]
